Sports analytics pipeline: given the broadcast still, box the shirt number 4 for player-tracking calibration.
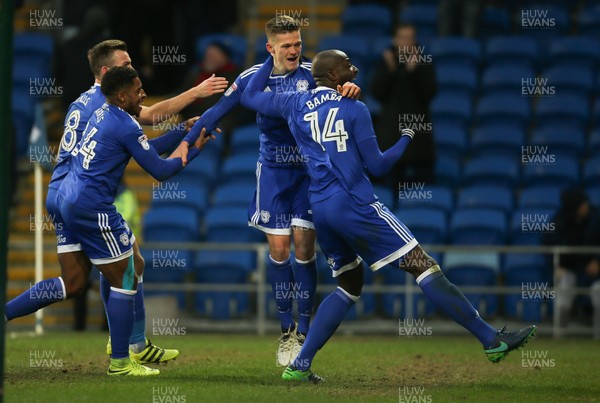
[304,107,348,152]
[71,127,98,169]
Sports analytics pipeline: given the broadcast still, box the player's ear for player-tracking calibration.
[327,70,337,82]
[266,41,275,55]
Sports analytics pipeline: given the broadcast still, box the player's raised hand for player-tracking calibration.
[184,116,200,132]
[193,128,216,151]
[170,140,190,167]
[337,82,361,100]
[193,74,229,98]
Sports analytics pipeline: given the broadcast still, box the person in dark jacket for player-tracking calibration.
[370,23,436,194]
[543,188,600,332]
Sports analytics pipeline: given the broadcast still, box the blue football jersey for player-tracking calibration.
[59,103,149,208]
[269,87,379,205]
[49,84,106,189]
[188,59,316,168]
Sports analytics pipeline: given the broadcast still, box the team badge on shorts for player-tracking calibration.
[327,257,336,269]
[138,134,150,151]
[260,210,271,224]
[119,232,130,246]
[296,79,309,93]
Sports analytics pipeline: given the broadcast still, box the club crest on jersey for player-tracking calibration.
[225,82,237,97]
[119,233,130,246]
[138,134,150,151]
[260,210,271,223]
[296,79,309,93]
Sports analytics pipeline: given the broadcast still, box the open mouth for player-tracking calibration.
[287,56,299,63]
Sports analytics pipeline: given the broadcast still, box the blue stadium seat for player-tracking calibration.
[476,94,531,130]
[548,36,600,70]
[430,92,472,130]
[398,184,454,215]
[530,126,585,160]
[220,153,258,186]
[395,207,447,244]
[204,206,262,243]
[194,251,251,319]
[470,124,525,159]
[400,4,438,42]
[587,185,600,208]
[584,156,600,187]
[444,252,500,316]
[594,97,600,126]
[579,5,600,39]
[522,155,579,187]
[510,208,556,245]
[139,248,188,309]
[503,254,553,322]
[479,6,511,39]
[435,156,461,187]
[435,65,477,98]
[13,33,53,78]
[430,37,481,70]
[253,35,269,64]
[462,156,520,187]
[143,206,200,242]
[485,36,539,69]
[12,90,35,157]
[196,34,247,66]
[230,124,260,155]
[373,184,394,208]
[457,185,514,214]
[175,151,220,189]
[434,124,467,161]
[449,208,507,245]
[150,178,210,216]
[544,66,595,98]
[341,4,392,37]
[589,129,600,157]
[518,185,562,210]
[519,6,569,45]
[481,65,535,97]
[212,182,255,207]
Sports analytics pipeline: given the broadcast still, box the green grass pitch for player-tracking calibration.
[4,332,599,402]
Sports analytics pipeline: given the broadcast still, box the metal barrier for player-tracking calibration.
[137,242,600,338]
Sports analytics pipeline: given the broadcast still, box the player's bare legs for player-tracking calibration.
[59,251,93,296]
[4,251,92,321]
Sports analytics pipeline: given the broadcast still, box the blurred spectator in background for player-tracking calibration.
[370,24,436,193]
[73,181,140,331]
[55,6,110,113]
[438,0,481,37]
[180,42,252,135]
[543,189,600,333]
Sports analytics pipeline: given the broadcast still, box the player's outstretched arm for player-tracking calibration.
[359,129,414,177]
[240,56,287,117]
[137,74,228,124]
[352,102,415,177]
[148,117,199,155]
[125,128,205,181]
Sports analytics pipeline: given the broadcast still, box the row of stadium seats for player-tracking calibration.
[432,92,600,131]
[437,125,600,160]
[142,248,553,322]
[143,197,585,247]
